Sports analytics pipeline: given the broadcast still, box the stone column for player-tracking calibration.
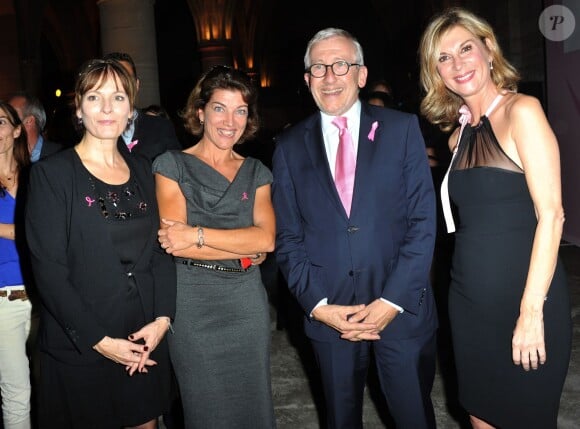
[97,0,160,107]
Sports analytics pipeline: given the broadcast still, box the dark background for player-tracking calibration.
[1,0,548,154]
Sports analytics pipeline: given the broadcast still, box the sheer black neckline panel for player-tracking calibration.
[451,116,523,174]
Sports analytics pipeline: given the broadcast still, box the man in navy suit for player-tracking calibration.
[272,28,438,429]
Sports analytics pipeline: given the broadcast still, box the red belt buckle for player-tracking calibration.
[239,258,252,270]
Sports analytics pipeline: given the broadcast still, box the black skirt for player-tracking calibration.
[38,282,173,429]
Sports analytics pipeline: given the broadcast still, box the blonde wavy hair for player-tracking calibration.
[419,7,520,132]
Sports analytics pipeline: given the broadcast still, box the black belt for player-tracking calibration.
[175,258,248,273]
[0,289,28,301]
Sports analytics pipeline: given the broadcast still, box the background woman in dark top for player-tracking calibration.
[25,59,176,429]
[0,101,32,429]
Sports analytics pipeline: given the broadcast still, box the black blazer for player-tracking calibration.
[118,111,182,162]
[25,148,176,364]
[38,139,63,160]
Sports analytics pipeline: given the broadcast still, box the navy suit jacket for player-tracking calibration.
[272,103,437,341]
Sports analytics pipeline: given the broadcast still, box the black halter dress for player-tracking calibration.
[447,112,572,428]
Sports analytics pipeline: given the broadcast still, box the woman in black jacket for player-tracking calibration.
[25,59,176,429]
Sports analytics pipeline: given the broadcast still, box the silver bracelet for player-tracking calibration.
[196,226,204,249]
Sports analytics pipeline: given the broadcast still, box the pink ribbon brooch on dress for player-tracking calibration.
[367,121,379,141]
[458,105,472,135]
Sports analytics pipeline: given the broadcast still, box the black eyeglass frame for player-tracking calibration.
[305,61,361,78]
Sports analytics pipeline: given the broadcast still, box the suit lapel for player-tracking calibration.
[303,115,346,216]
[351,104,382,218]
[131,111,143,142]
[117,110,141,155]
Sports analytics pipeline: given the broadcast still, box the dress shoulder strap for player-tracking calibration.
[484,94,504,117]
[440,105,471,233]
[440,93,505,233]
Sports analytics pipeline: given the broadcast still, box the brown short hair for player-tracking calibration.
[74,58,137,112]
[181,66,259,144]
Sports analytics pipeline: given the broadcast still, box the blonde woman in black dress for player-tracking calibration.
[419,8,571,429]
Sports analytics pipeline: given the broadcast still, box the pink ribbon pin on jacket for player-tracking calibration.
[127,140,139,153]
[367,121,379,141]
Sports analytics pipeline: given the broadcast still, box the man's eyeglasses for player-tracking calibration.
[306,61,360,78]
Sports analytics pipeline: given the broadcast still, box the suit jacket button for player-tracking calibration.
[348,270,354,276]
[347,226,359,233]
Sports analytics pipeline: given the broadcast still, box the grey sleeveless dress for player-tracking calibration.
[448,116,572,428]
[153,151,276,429]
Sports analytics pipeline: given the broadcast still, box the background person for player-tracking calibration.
[0,101,32,429]
[25,59,176,429]
[154,65,276,428]
[8,92,62,162]
[364,90,394,108]
[419,7,572,429]
[143,104,170,119]
[103,52,182,161]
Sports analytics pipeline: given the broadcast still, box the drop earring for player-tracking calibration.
[200,120,204,125]
[489,60,494,70]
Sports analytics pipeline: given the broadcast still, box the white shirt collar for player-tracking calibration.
[320,100,361,177]
[320,101,361,140]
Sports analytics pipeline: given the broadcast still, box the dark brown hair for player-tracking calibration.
[181,66,259,144]
[0,101,29,196]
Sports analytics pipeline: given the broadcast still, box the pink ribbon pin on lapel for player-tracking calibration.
[367,121,379,141]
[127,140,139,153]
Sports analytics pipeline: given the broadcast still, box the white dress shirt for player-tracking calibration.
[311,101,403,316]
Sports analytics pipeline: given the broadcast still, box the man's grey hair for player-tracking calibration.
[12,92,47,132]
[303,28,365,70]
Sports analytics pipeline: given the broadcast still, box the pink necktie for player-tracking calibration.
[332,116,356,216]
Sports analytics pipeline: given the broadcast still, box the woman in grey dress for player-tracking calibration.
[153,66,276,428]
